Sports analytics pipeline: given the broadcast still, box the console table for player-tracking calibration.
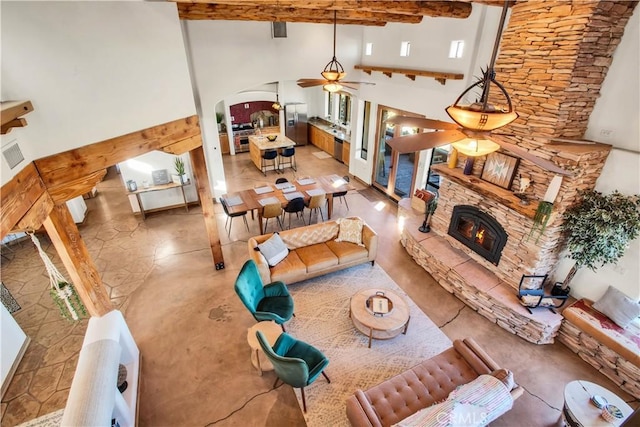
[131,181,190,220]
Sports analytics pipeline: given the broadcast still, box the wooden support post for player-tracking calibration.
[189,146,225,270]
[42,204,112,317]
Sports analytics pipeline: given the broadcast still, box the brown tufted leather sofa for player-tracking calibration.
[248,217,377,285]
[345,338,523,427]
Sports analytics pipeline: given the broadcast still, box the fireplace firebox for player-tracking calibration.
[447,205,508,265]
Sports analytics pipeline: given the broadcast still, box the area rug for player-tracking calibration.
[286,263,452,427]
[312,151,333,159]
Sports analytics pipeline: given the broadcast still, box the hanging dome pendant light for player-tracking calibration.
[323,11,345,93]
[449,0,518,155]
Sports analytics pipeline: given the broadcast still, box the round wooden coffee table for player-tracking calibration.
[350,288,410,348]
[563,380,632,426]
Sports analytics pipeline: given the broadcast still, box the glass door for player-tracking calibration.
[373,107,420,201]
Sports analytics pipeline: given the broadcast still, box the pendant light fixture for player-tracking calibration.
[323,11,345,93]
[272,82,283,111]
[448,0,518,156]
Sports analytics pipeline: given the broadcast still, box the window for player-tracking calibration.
[360,101,371,160]
[325,91,333,119]
[400,41,411,57]
[365,42,373,56]
[338,93,351,125]
[449,40,464,59]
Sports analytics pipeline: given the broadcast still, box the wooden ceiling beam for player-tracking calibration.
[177,4,425,24]
[1,100,34,135]
[174,1,473,19]
[1,163,47,240]
[34,115,201,190]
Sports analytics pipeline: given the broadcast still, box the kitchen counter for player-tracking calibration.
[308,119,350,142]
[248,133,295,172]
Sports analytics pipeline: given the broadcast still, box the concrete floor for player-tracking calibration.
[1,144,637,426]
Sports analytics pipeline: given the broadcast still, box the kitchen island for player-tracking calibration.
[248,133,295,172]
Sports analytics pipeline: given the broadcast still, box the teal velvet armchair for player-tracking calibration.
[256,331,330,412]
[234,260,294,330]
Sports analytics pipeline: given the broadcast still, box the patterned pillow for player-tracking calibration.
[335,218,364,246]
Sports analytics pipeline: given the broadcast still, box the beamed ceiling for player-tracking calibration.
[173,1,511,25]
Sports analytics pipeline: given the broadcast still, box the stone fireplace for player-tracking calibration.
[448,205,507,266]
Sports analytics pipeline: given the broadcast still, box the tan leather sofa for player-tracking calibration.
[247,217,378,285]
[345,338,523,427]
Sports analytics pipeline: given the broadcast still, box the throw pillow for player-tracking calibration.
[335,218,364,246]
[256,233,289,267]
[593,285,640,329]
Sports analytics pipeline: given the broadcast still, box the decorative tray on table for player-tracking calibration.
[366,291,393,317]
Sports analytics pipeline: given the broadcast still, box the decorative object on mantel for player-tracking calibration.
[354,64,463,85]
[297,11,374,92]
[528,201,553,244]
[29,232,86,321]
[480,152,520,189]
[557,190,640,294]
[414,189,438,233]
[515,174,534,206]
[462,157,474,175]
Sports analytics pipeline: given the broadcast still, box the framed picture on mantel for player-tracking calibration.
[480,152,520,189]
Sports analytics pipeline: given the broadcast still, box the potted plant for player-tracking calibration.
[51,281,87,321]
[174,157,187,184]
[555,190,640,294]
[216,112,225,132]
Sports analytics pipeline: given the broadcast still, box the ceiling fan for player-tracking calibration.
[385,1,573,177]
[297,11,374,93]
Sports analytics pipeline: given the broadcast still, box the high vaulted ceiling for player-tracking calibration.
[173,1,509,25]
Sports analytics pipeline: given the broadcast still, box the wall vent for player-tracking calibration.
[2,143,25,169]
[272,22,287,38]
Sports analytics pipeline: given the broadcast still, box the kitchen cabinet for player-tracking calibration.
[220,133,230,154]
[343,142,350,166]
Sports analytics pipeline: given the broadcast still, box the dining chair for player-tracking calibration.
[261,150,278,176]
[330,175,350,211]
[305,194,326,223]
[282,197,306,229]
[234,260,294,330]
[275,177,289,184]
[278,147,296,172]
[256,330,330,412]
[221,199,250,236]
[262,202,283,232]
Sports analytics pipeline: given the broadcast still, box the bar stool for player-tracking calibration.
[279,147,296,172]
[261,150,278,176]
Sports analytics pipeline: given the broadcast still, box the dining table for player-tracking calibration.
[221,175,353,235]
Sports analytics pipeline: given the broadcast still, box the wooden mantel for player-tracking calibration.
[355,65,464,85]
[1,100,34,134]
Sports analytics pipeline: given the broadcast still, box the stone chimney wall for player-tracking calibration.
[496,0,637,139]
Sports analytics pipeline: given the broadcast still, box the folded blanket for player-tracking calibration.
[394,375,513,427]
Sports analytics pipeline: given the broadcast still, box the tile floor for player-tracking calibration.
[1,144,638,426]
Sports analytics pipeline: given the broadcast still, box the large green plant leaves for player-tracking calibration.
[562,190,640,271]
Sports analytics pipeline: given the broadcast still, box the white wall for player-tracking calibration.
[1,2,196,185]
[118,151,198,212]
[554,7,640,301]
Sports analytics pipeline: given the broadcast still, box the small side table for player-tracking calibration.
[246,321,282,376]
[563,380,632,426]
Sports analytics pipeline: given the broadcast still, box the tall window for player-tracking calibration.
[360,101,371,160]
[325,91,334,119]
